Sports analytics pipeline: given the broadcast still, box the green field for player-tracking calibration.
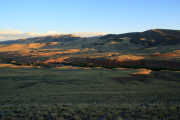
[0,67,180,119]
[0,67,180,105]
[1,104,180,120]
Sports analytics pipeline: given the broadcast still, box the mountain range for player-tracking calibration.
[0,30,107,41]
[0,29,180,71]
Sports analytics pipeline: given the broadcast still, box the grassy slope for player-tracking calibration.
[0,67,180,105]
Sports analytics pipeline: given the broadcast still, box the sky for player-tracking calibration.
[0,0,180,40]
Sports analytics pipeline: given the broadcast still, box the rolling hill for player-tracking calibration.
[0,29,180,70]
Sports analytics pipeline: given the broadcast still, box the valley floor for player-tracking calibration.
[0,67,180,119]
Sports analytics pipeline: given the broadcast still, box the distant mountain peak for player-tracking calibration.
[0,29,107,41]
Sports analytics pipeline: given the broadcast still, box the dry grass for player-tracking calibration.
[28,43,46,49]
[0,43,46,52]
[44,56,70,63]
[0,64,33,68]
[109,41,120,45]
[116,55,144,62]
[38,51,66,56]
[38,49,80,56]
[47,42,59,46]
[56,66,82,69]
[140,38,146,41]
[81,48,96,52]
[153,50,180,58]
[0,44,27,52]
[131,68,152,75]
[152,29,166,35]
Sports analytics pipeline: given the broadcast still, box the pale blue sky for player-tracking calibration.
[0,0,180,33]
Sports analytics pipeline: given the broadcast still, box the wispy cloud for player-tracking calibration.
[0,29,107,41]
[0,30,23,35]
[0,36,6,39]
[72,32,107,37]
[0,29,59,41]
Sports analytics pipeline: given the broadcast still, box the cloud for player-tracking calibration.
[0,29,107,41]
[0,30,23,35]
[26,31,60,36]
[0,30,59,41]
[72,32,107,37]
[0,36,6,39]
